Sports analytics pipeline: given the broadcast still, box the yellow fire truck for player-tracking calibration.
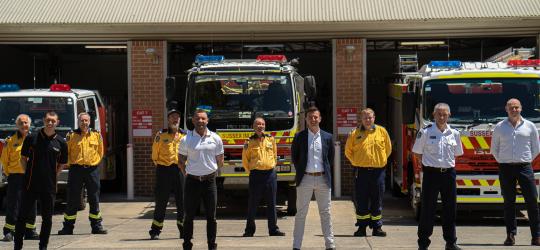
[389,59,540,219]
[168,54,317,214]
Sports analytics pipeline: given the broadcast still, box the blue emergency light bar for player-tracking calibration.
[0,83,20,92]
[429,60,461,68]
[195,55,225,64]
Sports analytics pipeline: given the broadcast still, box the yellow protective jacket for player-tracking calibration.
[67,129,104,166]
[151,129,185,166]
[1,132,26,175]
[345,125,392,168]
[242,133,277,174]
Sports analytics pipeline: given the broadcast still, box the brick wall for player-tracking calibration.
[131,40,165,196]
[335,38,365,196]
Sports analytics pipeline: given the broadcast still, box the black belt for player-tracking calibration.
[187,172,216,181]
[71,164,97,168]
[157,164,178,168]
[357,167,381,171]
[501,162,529,167]
[251,169,274,173]
[422,166,453,173]
[305,172,324,176]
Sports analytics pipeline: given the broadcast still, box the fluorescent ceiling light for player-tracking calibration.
[85,45,127,49]
[243,44,284,48]
[400,41,445,46]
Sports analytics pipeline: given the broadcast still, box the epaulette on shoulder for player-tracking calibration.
[423,124,433,129]
[248,134,258,140]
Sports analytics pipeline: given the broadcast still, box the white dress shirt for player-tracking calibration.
[491,118,540,163]
[306,129,324,173]
[412,123,464,168]
[179,128,224,176]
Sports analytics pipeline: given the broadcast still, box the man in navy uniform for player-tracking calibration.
[412,103,463,250]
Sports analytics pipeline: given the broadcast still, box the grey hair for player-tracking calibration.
[15,114,31,125]
[78,112,91,120]
[433,103,451,113]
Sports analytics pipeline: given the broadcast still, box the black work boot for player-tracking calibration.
[24,229,39,240]
[91,226,108,234]
[353,227,367,237]
[58,222,74,235]
[149,229,160,240]
[372,227,387,237]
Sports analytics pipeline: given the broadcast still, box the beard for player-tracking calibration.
[169,123,179,130]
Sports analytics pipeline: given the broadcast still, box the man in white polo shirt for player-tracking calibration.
[179,109,224,250]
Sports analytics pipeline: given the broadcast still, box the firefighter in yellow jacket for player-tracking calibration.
[242,117,285,237]
[1,114,38,241]
[58,112,107,235]
[345,108,391,237]
[148,109,186,240]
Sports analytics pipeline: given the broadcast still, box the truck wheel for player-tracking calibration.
[391,181,403,197]
[389,162,403,197]
[287,188,297,215]
[410,182,421,221]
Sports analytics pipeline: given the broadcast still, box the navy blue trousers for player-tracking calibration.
[63,165,102,230]
[417,166,457,248]
[354,168,385,228]
[499,163,540,237]
[3,174,37,236]
[244,169,279,234]
[151,164,184,233]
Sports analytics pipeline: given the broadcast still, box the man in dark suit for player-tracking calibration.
[291,106,335,250]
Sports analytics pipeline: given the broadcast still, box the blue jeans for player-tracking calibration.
[499,163,540,237]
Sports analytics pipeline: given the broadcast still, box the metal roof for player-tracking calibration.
[0,0,539,40]
[1,0,539,24]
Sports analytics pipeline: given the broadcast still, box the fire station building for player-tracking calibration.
[0,0,539,197]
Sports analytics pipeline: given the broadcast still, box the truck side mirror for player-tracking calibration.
[402,92,416,124]
[166,77,176,101]
[304,75,317,101]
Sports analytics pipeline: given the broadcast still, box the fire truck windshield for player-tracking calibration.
[0,96,75,129]
[186,74,295,131]
[423,78,540,123]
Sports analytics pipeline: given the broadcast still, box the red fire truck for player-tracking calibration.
[388,59,540,219]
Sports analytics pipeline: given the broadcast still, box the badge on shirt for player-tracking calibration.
[416,131,422,139]
[429,136,437,139]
